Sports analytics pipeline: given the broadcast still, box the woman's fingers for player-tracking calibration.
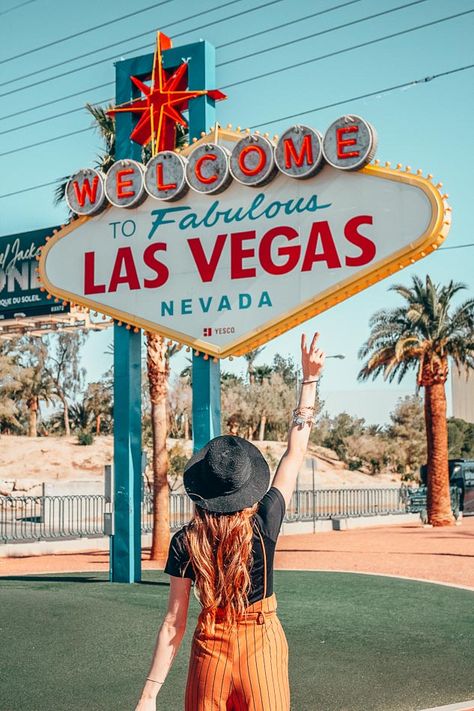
[301,333,307,353]
[310,332,319,352]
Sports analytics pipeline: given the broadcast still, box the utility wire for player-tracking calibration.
[0,0,245,88]
[0,0,173,65]
[0,61,472,196]
[0,0,37,16]
[219,0,429,67]
[0,9,471,152]
[0,0,282,99]
[0,0,363,125]
[249,63,474,128]
[0,0,440,136]
[438,243,474,250]
[222,8,474,90]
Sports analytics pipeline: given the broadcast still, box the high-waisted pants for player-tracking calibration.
[184,592,290,710]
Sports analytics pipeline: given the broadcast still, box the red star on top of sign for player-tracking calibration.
[107,32,226,154]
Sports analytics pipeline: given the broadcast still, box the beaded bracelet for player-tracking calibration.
[292,407,317,426]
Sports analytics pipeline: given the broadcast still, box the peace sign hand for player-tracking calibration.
[301,332,325,381]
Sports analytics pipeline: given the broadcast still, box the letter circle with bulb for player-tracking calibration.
[104,159,146,208]
[185,143,232,195]
[145,152,189,201]
[322,115,377,171]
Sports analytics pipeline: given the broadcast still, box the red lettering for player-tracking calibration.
[344,215,375,266]
[301,222,341,271]
[156,163,177,191]
[188,234,227,282]
[116,169,135,199]
[336,126,359,159]
[73,176,99,207]
[84,252,106,294]
[284,135,314,169]
[230,231,256,279]
[108,247,140,292]
[143,243,169,288]
[239,145,266,176]
[259,226,300,275]
[195,154,218,184]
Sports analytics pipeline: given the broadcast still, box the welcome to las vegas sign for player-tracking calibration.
[39,115,450,359]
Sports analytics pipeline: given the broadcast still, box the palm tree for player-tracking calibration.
[358,275,474,527]
[243,347,265,385]
[55,103,187,561]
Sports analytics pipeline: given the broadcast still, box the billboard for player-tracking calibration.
[0,227,70,321]
[39,123,450,358]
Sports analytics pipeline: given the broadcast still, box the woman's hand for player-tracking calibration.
[301,332,325,381]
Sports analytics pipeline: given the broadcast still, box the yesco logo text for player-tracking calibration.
[66,116,376,216]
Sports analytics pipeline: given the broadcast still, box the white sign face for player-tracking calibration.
[40,164,449,357]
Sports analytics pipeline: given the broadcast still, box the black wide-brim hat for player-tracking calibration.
[183,435,270,514]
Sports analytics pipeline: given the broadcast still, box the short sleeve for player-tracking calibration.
[257,486,286,541]
[164,528,195,580]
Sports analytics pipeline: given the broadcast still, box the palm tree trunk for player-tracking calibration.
[96,414,101,436]
[258,414,266,441]
[424,381,454,526]
[147,333,170,563]
[27,397,38,437]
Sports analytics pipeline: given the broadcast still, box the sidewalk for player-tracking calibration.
[1,517,473,589]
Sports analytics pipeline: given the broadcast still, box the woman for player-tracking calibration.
[135,332,325,710]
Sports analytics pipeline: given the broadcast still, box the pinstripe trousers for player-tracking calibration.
[184,593,290,710]
[184,522,290,710]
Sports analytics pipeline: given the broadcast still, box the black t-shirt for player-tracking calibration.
[164,486,286,605]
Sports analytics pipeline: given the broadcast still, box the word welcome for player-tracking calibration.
[66,115,377,215]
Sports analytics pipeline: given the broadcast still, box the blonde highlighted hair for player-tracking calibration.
[185,503,259,632]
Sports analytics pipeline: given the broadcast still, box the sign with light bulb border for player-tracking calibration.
[39,119,451,359]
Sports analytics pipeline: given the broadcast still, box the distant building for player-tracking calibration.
[451,362,474,424]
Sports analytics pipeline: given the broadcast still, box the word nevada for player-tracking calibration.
[66,115,377,215]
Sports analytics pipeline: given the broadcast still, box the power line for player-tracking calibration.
[0,0,282,99]
[1,8,471,152]
[0,0,37,16]
[219,0,429,67]
[222,8,474,90]
[0,178,62,200]
[0,127,90,160]
[0,61,472,197]
[0,0,441,137]
[249,63,474,128]
[0,0,173,65]
[0,0,363,125]
[438,243,474,250]
[0,0,246,89]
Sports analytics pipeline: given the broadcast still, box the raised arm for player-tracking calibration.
[135,575,192,710]
[272,332,325,507]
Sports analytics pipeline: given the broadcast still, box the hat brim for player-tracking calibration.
[183,437,270,514]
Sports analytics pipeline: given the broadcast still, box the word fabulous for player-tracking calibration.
[66,115,376,216]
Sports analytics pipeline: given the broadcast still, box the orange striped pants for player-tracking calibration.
[185,593,290,710]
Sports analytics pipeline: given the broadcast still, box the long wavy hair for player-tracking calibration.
[185,502,259,632]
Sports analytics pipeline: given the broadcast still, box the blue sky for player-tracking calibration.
[1,0,473,424]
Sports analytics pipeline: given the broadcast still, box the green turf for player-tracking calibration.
[0,570,473,711]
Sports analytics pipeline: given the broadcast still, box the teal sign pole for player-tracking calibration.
[110,40,221,582]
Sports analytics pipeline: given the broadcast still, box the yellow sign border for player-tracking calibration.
[39,163,450,358]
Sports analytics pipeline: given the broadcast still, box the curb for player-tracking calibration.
[418,702,474,711]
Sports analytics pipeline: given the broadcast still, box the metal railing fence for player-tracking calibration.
[1,487,413,544]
